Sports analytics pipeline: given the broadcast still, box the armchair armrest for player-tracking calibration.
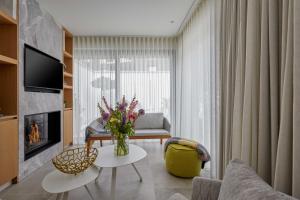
[163,117,171,132]
[191,177,222,200]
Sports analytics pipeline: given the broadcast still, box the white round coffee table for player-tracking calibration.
[94,144,147,199]
[42,166,98,200]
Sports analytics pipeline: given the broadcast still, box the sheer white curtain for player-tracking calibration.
[74,37,176,144]
[176,0,218,178]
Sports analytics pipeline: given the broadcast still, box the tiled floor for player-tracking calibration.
[0,141,209,200]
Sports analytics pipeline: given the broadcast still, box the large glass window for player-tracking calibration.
[73,37,175,144]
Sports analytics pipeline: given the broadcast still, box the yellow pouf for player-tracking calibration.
[165,144,201,178]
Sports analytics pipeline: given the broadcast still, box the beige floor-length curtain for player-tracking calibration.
[217,0,300,197]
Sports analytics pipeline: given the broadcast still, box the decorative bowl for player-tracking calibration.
[52,147,98,175]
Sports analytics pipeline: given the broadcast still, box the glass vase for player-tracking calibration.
[113,135,129,156]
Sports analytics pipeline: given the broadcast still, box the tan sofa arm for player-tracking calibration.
[163,117,171,132]
[191,177,222,200]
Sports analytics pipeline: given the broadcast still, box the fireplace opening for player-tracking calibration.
[24,111,61,160]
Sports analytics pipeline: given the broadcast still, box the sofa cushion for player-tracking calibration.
[135,113,164,129]
[135,129,169,136]
[218,159,297,200]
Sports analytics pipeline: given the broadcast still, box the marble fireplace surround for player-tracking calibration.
[18,0,64,180]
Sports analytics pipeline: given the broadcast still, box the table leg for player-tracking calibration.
[84,185,95,200]
[131,163,143,182]
[56,193,63,200]
[111,167,117,200]
[62,192,69,200]
[95,167,103,183]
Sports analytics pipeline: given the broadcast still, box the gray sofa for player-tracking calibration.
[169,159,298,200]
[87,113,171,146]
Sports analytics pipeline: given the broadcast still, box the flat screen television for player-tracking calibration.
[24,44,63,93]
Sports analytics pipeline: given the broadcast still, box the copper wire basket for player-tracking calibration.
[52,147,98,175]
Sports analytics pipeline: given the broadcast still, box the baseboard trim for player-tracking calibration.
[0,181,11,192]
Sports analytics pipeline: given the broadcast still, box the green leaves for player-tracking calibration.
[104,110,134,137]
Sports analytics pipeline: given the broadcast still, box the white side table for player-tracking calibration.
[42,166,98,200]
[94,144,147,199]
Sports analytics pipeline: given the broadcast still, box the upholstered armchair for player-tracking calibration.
[168,159,298,200]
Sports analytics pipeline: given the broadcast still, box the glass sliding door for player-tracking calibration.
[74,37,175,144]
[74,56,116,144]
[118,52,171,119]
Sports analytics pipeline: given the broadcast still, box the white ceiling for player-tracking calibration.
[37,0,196,36]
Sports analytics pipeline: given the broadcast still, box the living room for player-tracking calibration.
[0,0,299,200]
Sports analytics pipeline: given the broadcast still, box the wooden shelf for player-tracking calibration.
[0,11,17,25]
[64,85,73,89]
[64,72,73,78]
[0,55,18,65]
[0,115,18,121]
[63,27,73,148]
[64,51,72,58]
[0,1,19,186]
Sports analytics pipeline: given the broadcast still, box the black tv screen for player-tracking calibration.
[24,44,63,92]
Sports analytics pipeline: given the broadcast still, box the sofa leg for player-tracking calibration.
[160,139,163,145]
